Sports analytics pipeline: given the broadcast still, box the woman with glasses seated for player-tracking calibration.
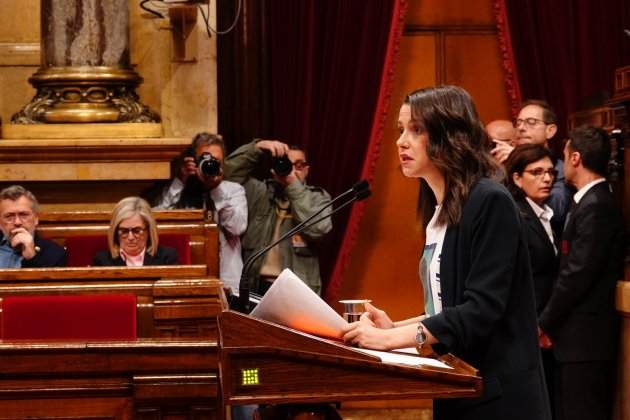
[504,144,559,409]
[93,196,178,266]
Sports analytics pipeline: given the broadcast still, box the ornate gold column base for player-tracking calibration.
[11,67,160,124]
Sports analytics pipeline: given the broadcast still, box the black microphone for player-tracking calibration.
[296,188,371,234]
[235,180,371,312]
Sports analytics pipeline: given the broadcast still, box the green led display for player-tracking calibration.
[241,368,260,386]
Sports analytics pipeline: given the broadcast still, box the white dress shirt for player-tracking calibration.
[526,197,557,255]
[155,178,248,292]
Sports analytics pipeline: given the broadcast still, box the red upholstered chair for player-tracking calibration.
[65,235,108,266]
[65,234,191,266]
[160,233,191,265]
[1,294,137,340]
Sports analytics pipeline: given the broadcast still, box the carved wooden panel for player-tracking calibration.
[444,33,512,122]
[0,340,219,420]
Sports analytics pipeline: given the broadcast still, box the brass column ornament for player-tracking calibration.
[12,0,159,124]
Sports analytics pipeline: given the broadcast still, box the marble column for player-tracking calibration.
[12,0,159,123]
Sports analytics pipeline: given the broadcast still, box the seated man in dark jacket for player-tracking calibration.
[0,185,66,268]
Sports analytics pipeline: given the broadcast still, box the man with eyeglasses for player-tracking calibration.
[224,139,332,296]
[491,100,573,234]
[155,133,247,293]
[0,185,66,268]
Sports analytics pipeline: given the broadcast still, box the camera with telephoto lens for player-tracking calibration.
[272,155,293,177]
[197,152,221,177]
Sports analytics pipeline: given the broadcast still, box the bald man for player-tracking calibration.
[487,119,517,163]
[487,119,517,144]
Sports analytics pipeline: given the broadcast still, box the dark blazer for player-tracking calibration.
[92,245,178,266]
[539,181,623,362]
[516,198,559,314]
[422,179,550,420]
[21,235,67,268]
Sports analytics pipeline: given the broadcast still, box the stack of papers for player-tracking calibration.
[250,268,347,339]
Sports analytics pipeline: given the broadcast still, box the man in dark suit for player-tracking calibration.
[539,126,623,420]
[0,185,66,268]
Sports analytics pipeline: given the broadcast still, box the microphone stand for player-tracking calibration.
[235,181,370,313]
[293,189,371,235]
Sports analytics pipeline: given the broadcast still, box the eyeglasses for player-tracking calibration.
[523,168,558,178]
[515,118,548,129]
[1,211,34,223]
[292,160,309,170]
[117,226,147,238]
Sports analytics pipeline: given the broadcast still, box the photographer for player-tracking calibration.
[155,132,247,292]
[224,139,332,296]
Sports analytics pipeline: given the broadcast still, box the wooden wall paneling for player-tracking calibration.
[0,0,39,124]
[405,0,495,27]
[0,0,39,42]
[443,33,512,122]
[0,67,37,127]
[130,1,218,137]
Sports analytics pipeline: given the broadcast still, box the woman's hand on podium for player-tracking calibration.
[361,302,395,329]
[342,320,392,350]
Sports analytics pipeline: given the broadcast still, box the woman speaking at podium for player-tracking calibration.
[342,86,551,420]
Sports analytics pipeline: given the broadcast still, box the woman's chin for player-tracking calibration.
[122,247,142,256]
[400,167,417,178]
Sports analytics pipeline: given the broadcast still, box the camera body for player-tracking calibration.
[197,152,221,177]
[272,155,293,177]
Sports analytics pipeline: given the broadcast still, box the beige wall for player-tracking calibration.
[334,0,512,322]
[0,0,217,137]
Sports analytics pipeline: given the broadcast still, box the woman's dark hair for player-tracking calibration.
[406,85,500,226]
[504,144,554,199]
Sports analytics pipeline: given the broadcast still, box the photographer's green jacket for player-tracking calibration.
[224,141,332,295]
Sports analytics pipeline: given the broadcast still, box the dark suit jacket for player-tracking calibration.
[539,181,623,362]
[92,246,178,266]
[516,198,559,315]
[423,179,550,420]
[21,235,67,268]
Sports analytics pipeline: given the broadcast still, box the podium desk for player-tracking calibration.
[219,311,482,407]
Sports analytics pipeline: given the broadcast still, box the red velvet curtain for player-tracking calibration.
[498,0,630,143]
[262,0,407,297]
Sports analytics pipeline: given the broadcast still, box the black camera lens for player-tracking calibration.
[197,153,221,177]
[273,155,293,177]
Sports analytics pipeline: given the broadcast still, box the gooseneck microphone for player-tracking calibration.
[294,188,371,235]
[235,180,371,312]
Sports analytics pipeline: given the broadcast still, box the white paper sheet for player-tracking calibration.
[354,348,453,370]
[250,268,348,339]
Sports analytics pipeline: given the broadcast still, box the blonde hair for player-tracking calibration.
[108,197,158,258]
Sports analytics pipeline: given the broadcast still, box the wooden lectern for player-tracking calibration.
[218,310,482,408]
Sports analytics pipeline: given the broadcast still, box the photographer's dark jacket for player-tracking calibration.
[224,141,332,295]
